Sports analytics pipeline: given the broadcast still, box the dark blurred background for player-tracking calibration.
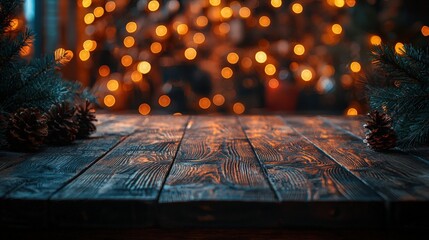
[18,0,429,115]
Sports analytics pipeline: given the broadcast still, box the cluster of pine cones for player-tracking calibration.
[0,100,97,152]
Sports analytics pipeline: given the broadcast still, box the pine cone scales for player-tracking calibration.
[75,100,97,139]
[364,110,397,151]
[46,103,79,145]
[7,108,48,151]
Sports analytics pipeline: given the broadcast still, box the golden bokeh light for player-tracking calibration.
[131,71,143,82]
[121,55,133,67]
[138,103,151,115]
[184,47,197,60]
[84,13,95,24]
[155,25,168,37]
[209,0,221,7]
[176,23,189,35]
[221,67,233,79]
[233,102,245,114]
[10,18,19,30]
[346,0,356,7]
[239,7,251,18]
[255,51,267,63]
[213,94,225,106]
[334,0,345,8]
[291,3,303,14]
[271,0,282,8]
[199,97,211,109]
[82,0,92,8]
[370,35,382,45]
[83,40,94,51]
[331,24,342,34]
[105,1,116,12]
[227,52,239,64]
[301,69,313,81]
[268,78,279,89]
[259,16,271,27]
[293,44,305,55]
[218,22,230,34]
[265,64,276,76]
[79,50,90,61]
[395,42,405,55]
[123,36,135,48]
[107,79,119,91]
[350,61,361,72]
[126,22,138,33]
[104,95,116,107]
[148,0,160,12]
[94,7,104,18]
[346,107,358,116]
[150,42,162,54]
[159,95,171,107]
[421,26,429,37]
[196,16,209,27]
[193,32,205,44]
[99,65,110,77]
[220,7,233,19]
[137,61,152,74]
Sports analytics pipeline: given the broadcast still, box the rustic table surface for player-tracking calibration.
[1,115,428,232]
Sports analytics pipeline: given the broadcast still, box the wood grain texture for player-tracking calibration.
[239,115,381,201]
[284,116,429,201]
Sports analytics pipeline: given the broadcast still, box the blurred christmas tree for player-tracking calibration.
[77,0,429,115]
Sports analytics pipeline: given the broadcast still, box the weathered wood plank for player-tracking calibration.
[159,116,275,203]
[239,115,381,201]
[284,116,429,201]
[50,116,189,227]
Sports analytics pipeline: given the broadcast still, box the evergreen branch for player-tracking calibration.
[0,28,33,65]
[0,0,21,34]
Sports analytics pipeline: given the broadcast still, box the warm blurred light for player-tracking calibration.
[346,107,358,116]
[83,40,94,51]
[150,42,162,53]
[121,55,133,67]
[123,36,135,48]
[10,18,19,30]
[131,71,143,82]
[218,22,230,34]
[148,0,160,12]
[82,0,92,8]
[84,13,95,24]
[422,26,429,37]
[137,61,152,74]
[221,67,233,79]
[241,57,253,69]
[155,25,168,37]
[331,24,342,34]
[255,51,267,63]
[173,112,182,116]
[184,47,197,60]
[107,79,119,91]
[345,0,356,7]
[293,44,305,55]
[159,95,171,107]
[99,65,110,77]
[227,52,239,64]
[370,35,382,45]
[104,95,116,107]
[213,94,225,106]
[259,16,271,27]
[239,7,251,18]
[265,64,276,76]
[193,32,205,44]
[395,42,405,55]
[350,61,361,72]
[196,16,208,27]
[341,74,353,88]
[126,22,138,33]
[268,78,279,89]
[233,102,245,114]
[176,23,189,35]
[139,103,151,115]
[199,97,211,109]
[105,1,116,12]
[220,7,233,19]
[334,0,345,8]
[94,7,104,17]
[290,62,299,71]
[271,0,282,8]
[301,69,313,81]
[209,0,221,7]
[79,50,90,61]
[291,3,303,14]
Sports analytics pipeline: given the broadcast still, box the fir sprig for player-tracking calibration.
[366,44,429,149]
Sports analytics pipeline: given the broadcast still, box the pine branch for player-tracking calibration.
[0,28,33,66]
[0,0,21,34]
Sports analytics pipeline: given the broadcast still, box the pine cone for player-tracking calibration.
[7,108,48,151]
[363,110,397,151]
[75,100,97,139]
[46,103,79,145]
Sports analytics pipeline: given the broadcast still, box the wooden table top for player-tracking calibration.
[1,115,428,229]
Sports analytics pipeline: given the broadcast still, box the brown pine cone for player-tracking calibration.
[46,102,79,145]
[75,100,97,139]
[363,110,397,151]
[7,108,48,151]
